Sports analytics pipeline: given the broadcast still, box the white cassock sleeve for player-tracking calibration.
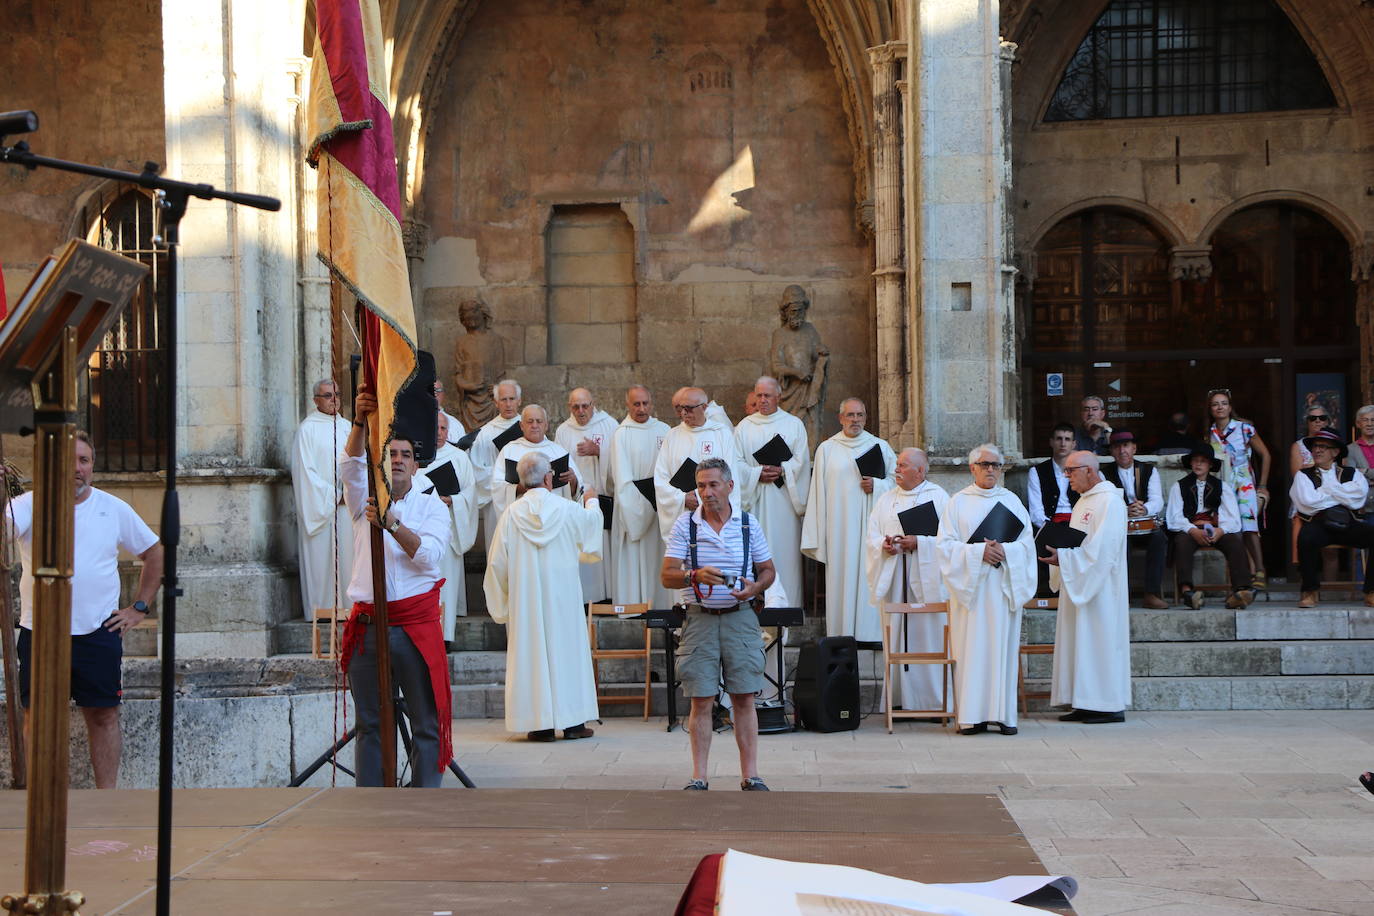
[574,500,604,563]
[1050,497,1126,605]
[800,447,830,563]
[449,455,479,555]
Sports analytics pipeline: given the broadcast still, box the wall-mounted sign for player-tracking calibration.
[1047,373,1063,397]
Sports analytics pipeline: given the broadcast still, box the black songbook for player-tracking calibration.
[456,430,478,452]
[424,461,461,498]
[855,444,886,479]
[897,501,939,537]
[598,494,614,531]
[669,457,698,493]
[551,454,570,486]
[633,477,657,509]
[966,501,1025,545]
[504,458,520,485]
[492,422,522,452]
[752,434,793,489]
[1038,521,1086,551]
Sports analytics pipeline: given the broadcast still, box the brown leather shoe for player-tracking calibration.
[1141,594,1168,609]
[1298,591,1318,608]
[1364,593,1374,608]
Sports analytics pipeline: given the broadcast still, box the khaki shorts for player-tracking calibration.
[675,605,765,698]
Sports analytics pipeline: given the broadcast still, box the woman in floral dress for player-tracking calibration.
[1208,389,1273,588]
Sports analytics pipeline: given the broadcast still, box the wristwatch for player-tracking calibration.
[133,600,148,614]
[386,517,401,534]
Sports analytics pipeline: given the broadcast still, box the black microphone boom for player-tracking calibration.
[0,110,38,139]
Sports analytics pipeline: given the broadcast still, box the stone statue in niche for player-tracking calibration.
[769,284,829,443]
[451,298,506,431]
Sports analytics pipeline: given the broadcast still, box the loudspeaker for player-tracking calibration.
[792,636,860,733]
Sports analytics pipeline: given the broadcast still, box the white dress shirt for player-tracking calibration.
[341,454,451,603]
[1166,476,1241,534]
[1289,465,1369,517]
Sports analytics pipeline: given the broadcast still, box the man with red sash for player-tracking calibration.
[340,390,454,786]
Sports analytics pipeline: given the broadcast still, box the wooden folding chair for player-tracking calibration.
[1291,516,1364,597]
[1017,643,1054,714]
[587,603,653,719]
[880,602,955,732]
[311,607,348,660]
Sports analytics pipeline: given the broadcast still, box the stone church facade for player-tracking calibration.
[2,0,1372,652]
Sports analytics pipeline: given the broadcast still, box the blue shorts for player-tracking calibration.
[17,625,123,708]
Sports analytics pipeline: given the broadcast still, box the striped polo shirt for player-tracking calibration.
[664,507,773,609]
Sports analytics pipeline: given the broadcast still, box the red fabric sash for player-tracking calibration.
[340,580,452,774]
[1051,512,1072,523]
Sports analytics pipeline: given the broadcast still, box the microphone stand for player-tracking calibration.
[2,134,279,916]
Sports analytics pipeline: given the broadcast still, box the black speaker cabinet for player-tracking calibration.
[793,636,860,733]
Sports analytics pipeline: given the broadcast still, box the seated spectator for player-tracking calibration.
[1344,405,1374,516]
[1075,396,1112,455]
[1289,405,1331,473]
[1101,430,1167,609]
[1156,412,1203,456]
[1165,446,1253,610]
[1290,428,1374,608]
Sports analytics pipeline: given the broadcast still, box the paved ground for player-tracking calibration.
[438,710,1374,916]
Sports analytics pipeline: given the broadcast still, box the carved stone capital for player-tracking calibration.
[999,40,1019,63]
[401,218,429,259]
[1351,232,1374,281]
[867,41,908,68]
[1169,246,1213,281]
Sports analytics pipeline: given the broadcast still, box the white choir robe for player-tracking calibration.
[735,408,810,605]
[1049,479,1132,714]
[608,415,673,607]
[290,410,354,617]
[936,484,1037,729]
[441,408,466,441]
[801,431,896,642]
[413,443,479,640]
[483,488,603,732]
[865,481,950,711]
[652,418,743,542]
[470,414,520,542]
[556,409,619,604]
[491,437,584,520]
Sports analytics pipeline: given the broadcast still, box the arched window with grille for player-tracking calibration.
[81,188,168,472]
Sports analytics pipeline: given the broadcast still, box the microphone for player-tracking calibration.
[0,110,38,139]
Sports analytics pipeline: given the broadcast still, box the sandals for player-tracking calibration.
[1360,772,1374,797]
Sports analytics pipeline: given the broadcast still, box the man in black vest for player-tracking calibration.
[1165,446,1252,610]
[1026,423,1079,598]
[1101,430,1167,609]
[1289,428,1374,608]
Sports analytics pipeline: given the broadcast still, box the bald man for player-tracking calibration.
[556,388,619,603]
[653,387,743,541]
[492,405,583,520]
[609,386,673,606]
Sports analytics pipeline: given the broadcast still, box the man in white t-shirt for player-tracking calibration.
[9,431,163,788]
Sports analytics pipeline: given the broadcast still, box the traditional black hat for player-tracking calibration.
[1303,427,1348,462]
[1182,445,1222,474]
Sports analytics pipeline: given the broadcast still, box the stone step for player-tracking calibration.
[1020,640,1374,679]
[1022,675,1374,711]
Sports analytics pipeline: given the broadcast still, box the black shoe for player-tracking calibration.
[562,724,595,740]
[1081,711,1126,724]
[1058,709,1088,721]
[998,723,1018,735]
[958,723,988,736]
[444,640,456,653]
[527,729,556,742]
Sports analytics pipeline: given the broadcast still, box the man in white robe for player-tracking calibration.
[556,388,618,604]
[654,387,742,542]
[936,443,1036,735]
[492,405,582,519]
[801,398,895,642]
[735,376,809,604]
[413,412,478,643]
[609,385,673,606]
[1042,451,1131,724]
[290,379,353,617]
[469,379,523,542]
[865,447,949,712]
[483,452,603,740]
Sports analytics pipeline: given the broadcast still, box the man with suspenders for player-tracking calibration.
[661,457,778,791]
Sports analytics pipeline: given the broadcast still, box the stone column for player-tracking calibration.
[869,41,909,445]
[905,0,1015,456]
[1353,235,1374,404]
[158,0,304,655]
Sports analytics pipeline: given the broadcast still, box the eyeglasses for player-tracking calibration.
[674,403,706,413]
[972,461,1004,470]
[1063,465,1091,474]
[1206,388,1231,399]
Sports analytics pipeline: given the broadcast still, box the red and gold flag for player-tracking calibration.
[306,0,416,503]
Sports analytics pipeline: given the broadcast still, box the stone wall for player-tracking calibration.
[418,0,875,433]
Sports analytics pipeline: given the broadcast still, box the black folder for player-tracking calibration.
[752,434,792,489]
[669,457,698,493]
[504,457,519,485]
[551,454,570,486]
[492,422,521,452]
[965,501,1025,544]
[424,460,461,497]
[897,501,939,537]
[1037,521,1086,550]
[855,444,886,479]
[597,494,614,531]
[456,429,478,452]
[633,477,657,509]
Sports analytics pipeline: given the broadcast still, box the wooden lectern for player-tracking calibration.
[0,240,148,916]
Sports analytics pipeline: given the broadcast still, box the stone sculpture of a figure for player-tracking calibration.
[452,298,506,431]
[769,284,828,443]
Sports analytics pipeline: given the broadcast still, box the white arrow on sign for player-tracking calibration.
[1108,378,1122,391]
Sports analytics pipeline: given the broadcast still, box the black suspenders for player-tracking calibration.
[688,511,751,580]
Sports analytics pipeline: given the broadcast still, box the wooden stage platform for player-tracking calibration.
[0,788,1057,914]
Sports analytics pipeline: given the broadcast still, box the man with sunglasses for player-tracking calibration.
[654,387,743,541]
[1041,452,1131,724]
[290,378,354,618]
